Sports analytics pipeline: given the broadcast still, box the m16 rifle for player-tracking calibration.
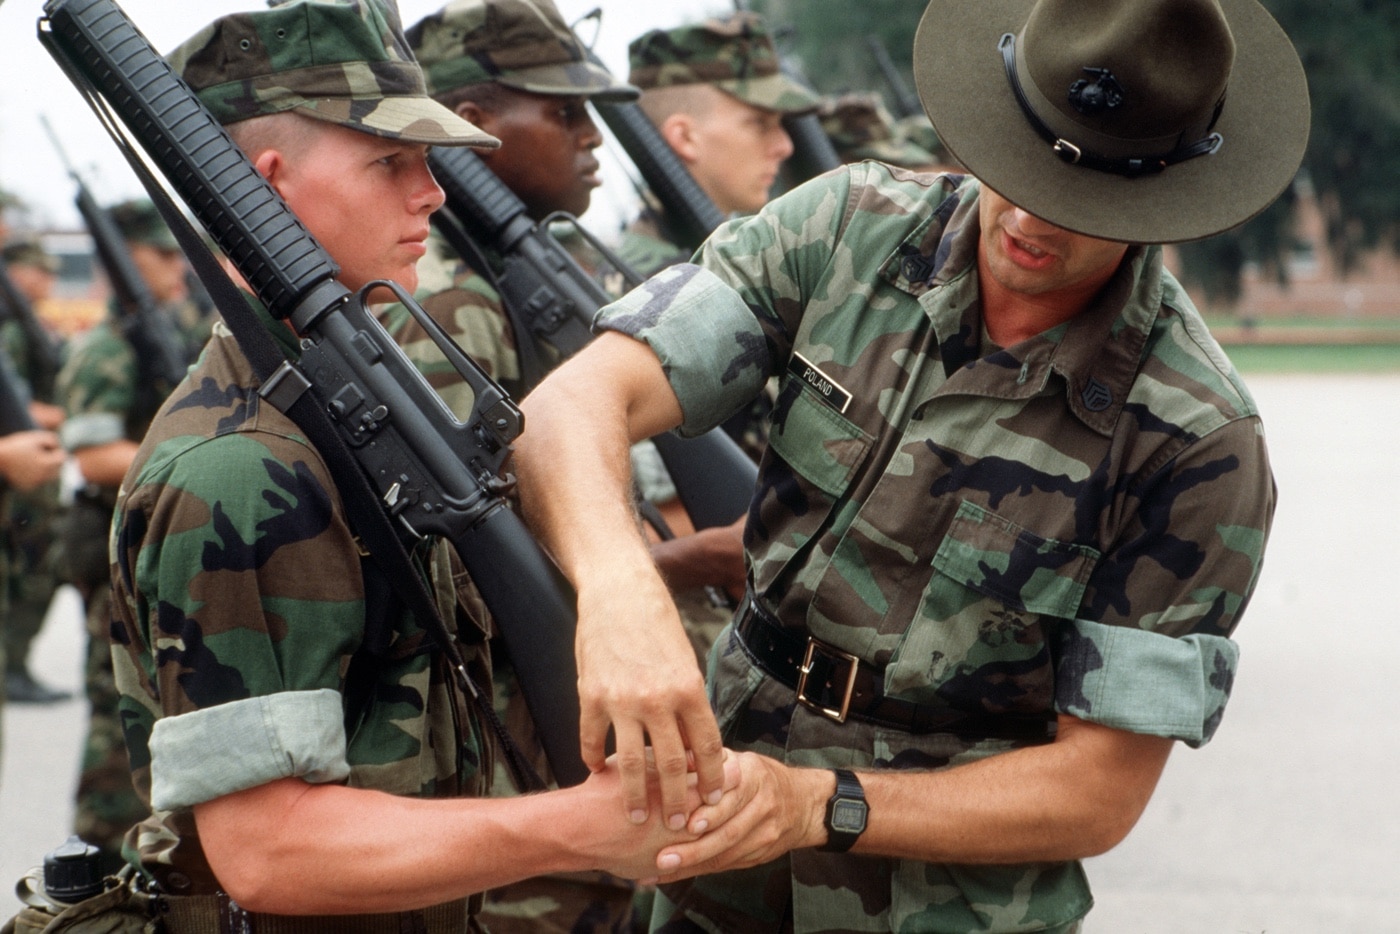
[41,116,190,398]
[40,0,586,785]
[0,256,63,402]
[865,33,925,120]
[427,145,757,531]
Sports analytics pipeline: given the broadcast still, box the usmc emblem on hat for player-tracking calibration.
[1068,67,1125,116]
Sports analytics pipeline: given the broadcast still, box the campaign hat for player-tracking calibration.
[912,0,1309,242]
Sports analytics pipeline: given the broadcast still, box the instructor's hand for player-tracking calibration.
[575,568,726,833]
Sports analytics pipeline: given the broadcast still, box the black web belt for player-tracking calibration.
[734,594,1055,740]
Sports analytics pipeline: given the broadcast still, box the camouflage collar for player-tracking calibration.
[879,175,1165,437]
[1049,244,1160,435]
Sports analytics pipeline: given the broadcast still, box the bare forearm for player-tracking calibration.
[856,719,1173,863]
[661,717,1174,878]
[512,332,728,822]
[197,776,677,915]
[73,438,140,487]
[514,332,680,590]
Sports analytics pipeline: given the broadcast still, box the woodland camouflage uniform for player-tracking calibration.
[56,200,195,870]
[100,7,504,929]
[0,240,66,704]
[386,2,638,929]
[109,307,494,896]
[597,166,1273,932]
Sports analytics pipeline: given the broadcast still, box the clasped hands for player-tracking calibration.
[574,581,825,884]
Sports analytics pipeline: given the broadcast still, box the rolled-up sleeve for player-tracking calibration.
[149,689,350,810]
[595,263,770,437]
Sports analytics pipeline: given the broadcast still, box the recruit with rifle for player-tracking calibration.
[39,0,587,786]
[41,116,190,400]
[425,144,757,532]
[0,255,64,405]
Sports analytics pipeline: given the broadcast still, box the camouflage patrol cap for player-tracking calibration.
[894,115,951,167]
[168,0,498,149]
[818,93,939,169]
[408,0,637,101]
[628,13,820,115]
[1,239,60,274]
[109,199,180,252]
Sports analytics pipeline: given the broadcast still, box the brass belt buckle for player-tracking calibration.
[796,636,860,723]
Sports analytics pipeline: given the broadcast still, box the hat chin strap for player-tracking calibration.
[998,33,1223,179]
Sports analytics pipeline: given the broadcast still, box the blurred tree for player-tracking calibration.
[754,0,1400,307]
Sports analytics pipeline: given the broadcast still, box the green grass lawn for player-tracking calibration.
[1222,342,1400,373]
[1202,315,1400,372]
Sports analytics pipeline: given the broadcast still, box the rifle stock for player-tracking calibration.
[428,146,757,530]
[41,0,587,785]
[0,258,63,402]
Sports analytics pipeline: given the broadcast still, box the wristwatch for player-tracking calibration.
[819,768,868,852]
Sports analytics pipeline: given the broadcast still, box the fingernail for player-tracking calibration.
[705,789,723,805]
[658,853,681,871]
[668,813,686,830]
[692,819,708,834]
[630,809,647,824]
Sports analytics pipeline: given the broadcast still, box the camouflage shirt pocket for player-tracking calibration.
[931,500,1100,618]
[755,380,873,591]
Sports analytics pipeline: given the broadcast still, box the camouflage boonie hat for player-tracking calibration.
[168,0,498,149]
[109,199,180,251]
[818,93,939,168]
[408,0,637,101]
[1,238,60,274]
[628,13,820,115]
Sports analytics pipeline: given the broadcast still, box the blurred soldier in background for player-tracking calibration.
[1,238,69,706]
[56,197,197,872]
[615,13,820,280]
[817,91,953,171]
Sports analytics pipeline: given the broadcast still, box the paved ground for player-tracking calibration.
[3,372,1398,929]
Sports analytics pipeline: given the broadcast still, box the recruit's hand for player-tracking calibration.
[650,514,747,602]
[28,400,66,431]
[577,750,742,881]
[0,429,65,491]
[574,569,727,834]
[651,751,831,881]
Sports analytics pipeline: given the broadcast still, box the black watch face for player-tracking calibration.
[831,797,868,834]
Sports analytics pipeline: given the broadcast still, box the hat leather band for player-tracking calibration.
[998,33,1223,179]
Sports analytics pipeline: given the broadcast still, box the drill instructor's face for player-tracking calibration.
[256,123,444,294]
[977,187,1129,301]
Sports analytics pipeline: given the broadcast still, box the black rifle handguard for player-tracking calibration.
[429,146,758,530]
[41,0,587,786]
